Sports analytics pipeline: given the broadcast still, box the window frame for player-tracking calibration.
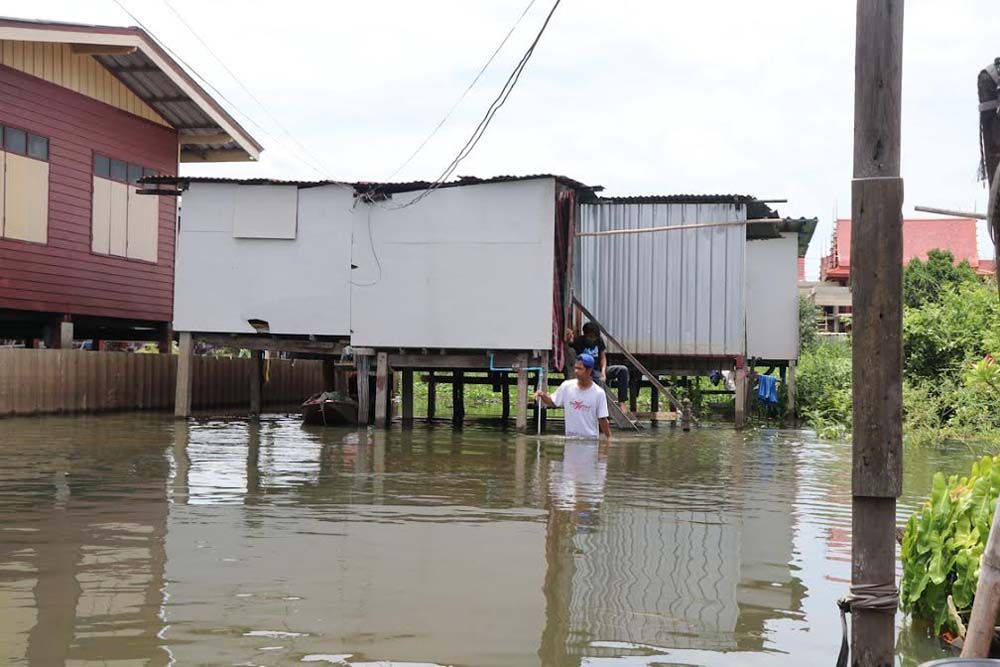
[90,150,162,265]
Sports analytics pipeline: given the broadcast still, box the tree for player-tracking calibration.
[903,249,979,309]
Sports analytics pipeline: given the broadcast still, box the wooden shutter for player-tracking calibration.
[126,189,159,262]
[91,176,112,254]
[109,180,128,256]
[4,153,48,243]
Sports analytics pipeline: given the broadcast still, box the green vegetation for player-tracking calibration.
[901,456,1000,634]
[797,250,1000,444]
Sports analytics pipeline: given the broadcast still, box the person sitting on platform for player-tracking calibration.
[566,321,630,413]
[535,354,611,439]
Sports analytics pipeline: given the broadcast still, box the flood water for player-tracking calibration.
[0,414,986,666]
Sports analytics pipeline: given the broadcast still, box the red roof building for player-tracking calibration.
[0,17,261,348]
[820,218,990,285]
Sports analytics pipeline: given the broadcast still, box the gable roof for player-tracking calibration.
[822,217,983,280]
[0,16,262,162]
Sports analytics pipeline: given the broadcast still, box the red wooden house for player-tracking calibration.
[0,17,261,348]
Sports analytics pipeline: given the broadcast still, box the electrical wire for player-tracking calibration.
[386,0,537,181]
[377,0,562,210]
[109,0,331,179]
[159,0,337,178]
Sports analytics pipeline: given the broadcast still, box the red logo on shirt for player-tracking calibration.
[570,400,587,411]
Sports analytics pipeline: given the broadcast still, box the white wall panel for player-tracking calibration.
[232,185,298,239]
[173,184,353,335]
[348,179,556,349]
[746,233,799,360]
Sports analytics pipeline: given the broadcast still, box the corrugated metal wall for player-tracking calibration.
[576,203,746,356]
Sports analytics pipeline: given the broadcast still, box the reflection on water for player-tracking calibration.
[0,414,983,665]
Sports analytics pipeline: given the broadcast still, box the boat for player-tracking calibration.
[301,391,358,426]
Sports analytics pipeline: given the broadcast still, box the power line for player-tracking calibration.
[386,0,537,180]
[160,0,337,178]
[109,0,331,179]
[374,0,562,210]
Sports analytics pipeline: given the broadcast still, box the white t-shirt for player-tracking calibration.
[551,379,609,438]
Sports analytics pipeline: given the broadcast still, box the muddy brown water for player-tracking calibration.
[0,413,983,666]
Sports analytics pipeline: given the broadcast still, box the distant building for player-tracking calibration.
[0,17,261,348]
[820,217,989,285]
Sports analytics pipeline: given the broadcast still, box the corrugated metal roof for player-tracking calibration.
[595,194,759,204]
[0,16,262,162]
[142,173,600,193]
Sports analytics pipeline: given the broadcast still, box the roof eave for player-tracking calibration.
[0,19,262,162]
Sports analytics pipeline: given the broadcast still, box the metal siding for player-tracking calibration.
[578,202,746,356]
[746,234,799,360]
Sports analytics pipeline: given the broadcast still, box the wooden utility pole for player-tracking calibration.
[850,1,904,665]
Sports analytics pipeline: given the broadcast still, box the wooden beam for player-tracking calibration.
[387,353,525,369]
[633,411,677,421]
[179,132,232,146]
[913,205,987,220]
[575,218,783,238]
[72,43,137,56]
[195,333,344,356]
[850,0,904,664]
[174,332,193,418]
[180,149,254,163]
[401,369,414,426]
[374,352,390,429]
[356,354,371,425]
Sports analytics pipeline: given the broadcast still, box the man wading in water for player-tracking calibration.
[535,353,612,439]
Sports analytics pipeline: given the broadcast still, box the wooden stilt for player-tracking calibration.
[249,349,263,418]
[787,360,797,420]
[734,362,746,430]
[501,378,510,422]
[356,354,372,425]
[158,323,172,353]
[849,1,904,664]
[516,354,528,433]
[174,332,193,418]
[322,359,336,392]
[452,371,465,426]
[58,319,73,350]
[427,373,437,420]
[650,382,660,426]
[374,352,390,429]
[401,369,414,426]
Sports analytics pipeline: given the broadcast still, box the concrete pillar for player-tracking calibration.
[427,373,436,420]
[734,359,747,430]
[174,332,194,418]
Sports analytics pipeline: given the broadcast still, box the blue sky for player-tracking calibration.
[8,0,1000,277]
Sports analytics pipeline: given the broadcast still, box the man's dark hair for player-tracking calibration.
[582,321,599,335]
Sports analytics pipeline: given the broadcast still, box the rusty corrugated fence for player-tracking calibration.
[0,349,323,417]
